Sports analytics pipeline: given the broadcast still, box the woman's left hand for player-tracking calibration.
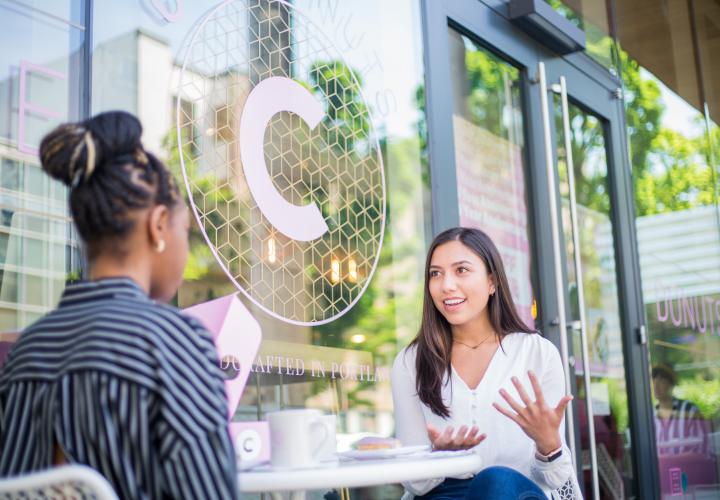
[492,370,572,455]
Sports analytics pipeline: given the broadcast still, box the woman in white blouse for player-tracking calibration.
[392,227,582,499]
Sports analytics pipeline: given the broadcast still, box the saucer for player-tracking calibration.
[339,445,429,460]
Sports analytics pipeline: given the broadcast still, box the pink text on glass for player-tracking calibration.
[655,285,720,336]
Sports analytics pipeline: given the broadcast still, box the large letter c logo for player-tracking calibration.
[239,77,329,242]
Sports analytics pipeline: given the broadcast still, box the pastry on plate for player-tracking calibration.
[354,436,402,451]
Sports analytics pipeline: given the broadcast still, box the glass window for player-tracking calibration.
[92,4,429,497]
[543,0,617,71]
[24,237,44,270]
[1,158,21,191]
[0,0,83,342]
[610,9,720,493]
[25,163,47,198]
[555,101,636,498]
[693,2,720,121]
[0,271,19,311]
[622,55,720,499]
[17,1,78,23]
[23,274,47,307]
[447,28,536,328]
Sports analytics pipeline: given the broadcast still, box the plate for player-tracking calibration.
[339,445,429,460]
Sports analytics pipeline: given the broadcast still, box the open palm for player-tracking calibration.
[492,370,572,455]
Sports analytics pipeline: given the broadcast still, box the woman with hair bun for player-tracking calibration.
[0,111,238,499]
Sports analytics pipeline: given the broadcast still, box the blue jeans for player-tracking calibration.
[415,466,547,499]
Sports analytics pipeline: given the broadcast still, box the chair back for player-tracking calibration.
[0,465,118,500]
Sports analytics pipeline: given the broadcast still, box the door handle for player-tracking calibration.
[557,75,601,500]
[537,62,577,467]
[567,320,582,331]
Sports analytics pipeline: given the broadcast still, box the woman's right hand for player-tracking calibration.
[427,423,486,451]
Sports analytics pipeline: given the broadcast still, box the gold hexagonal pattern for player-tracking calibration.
[176,0,385,325]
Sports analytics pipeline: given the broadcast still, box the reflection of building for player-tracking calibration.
[0,55,80,331]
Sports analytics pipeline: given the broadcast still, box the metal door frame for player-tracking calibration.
[421,0,659,497]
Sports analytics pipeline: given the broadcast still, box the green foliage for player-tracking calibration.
[162,126,233,283]
[309,61,370,153]
[675,376,720,419]
[544,0,582,27]
[556,46,716,217]
[607,378,630,434]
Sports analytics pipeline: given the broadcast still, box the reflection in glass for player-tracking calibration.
[627,62,720,498]
[544,0,616,71]
[92,4,429,497]
[0,1,82,339]
[447,28,536,329]
[555,100,635,498]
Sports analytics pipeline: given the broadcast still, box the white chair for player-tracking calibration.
[0,465,118,500]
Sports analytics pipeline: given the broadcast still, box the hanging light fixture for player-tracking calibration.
[348,258,358,283]
[267,237,277,264]
[330,258,341,284]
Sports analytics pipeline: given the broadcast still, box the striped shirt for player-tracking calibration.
[0,278,238,499]
[655,398,709,456]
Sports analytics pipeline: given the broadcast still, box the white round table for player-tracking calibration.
[238,450,482,500]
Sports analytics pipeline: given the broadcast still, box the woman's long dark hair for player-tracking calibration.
[410,227,536,417]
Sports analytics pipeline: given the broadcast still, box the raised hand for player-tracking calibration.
[492,370,572,455]
[426,423,486,451]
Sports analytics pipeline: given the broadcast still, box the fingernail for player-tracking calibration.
[511,376,518,383]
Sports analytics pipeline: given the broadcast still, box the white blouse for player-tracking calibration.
[391,332,581,499]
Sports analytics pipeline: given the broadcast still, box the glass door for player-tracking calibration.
[422,0,657,498]
[546,70,636,499]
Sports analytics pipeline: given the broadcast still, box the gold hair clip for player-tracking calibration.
[83,131,96,180]
[68,128,87,186]
[69,129,96,188]
[134,148,149,165]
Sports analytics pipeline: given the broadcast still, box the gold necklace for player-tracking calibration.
[454,334,495,350]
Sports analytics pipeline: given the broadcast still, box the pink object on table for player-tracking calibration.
[230,421,271,466]
[668,467,682,496]
[658,454,717,497]
[184,294,262,419]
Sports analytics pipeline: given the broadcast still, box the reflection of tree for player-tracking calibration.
[419,36,720,431]
[562,49,716,218]
[163,127,238,300]
[166,57,427,411]
[307,60,425,408]
[309,62,370,153]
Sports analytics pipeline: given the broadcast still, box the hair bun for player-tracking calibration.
[39,111,143,187]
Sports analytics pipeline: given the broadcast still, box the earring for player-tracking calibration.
[156,240,166,253]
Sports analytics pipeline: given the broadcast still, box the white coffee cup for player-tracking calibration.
[267,409,333,468]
